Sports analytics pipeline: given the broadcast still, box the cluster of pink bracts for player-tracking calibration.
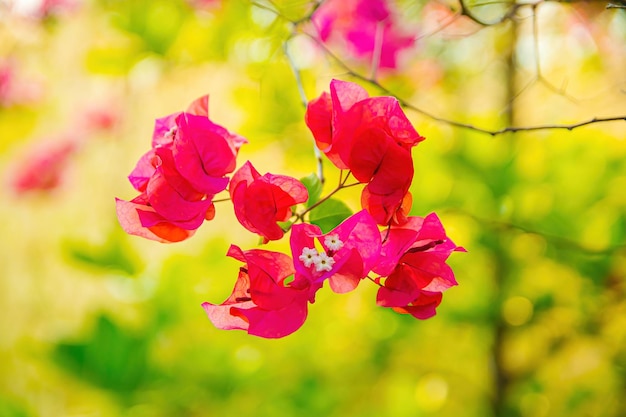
[116,80,464,338]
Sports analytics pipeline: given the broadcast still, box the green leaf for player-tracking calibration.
[53,315,151,396]
[63,229,143,276]
[300,173,323,208]
[308,199,353,233]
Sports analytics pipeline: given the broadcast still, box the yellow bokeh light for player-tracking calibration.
[502,296,534,326]
[520,393,551,417]
[415,373,449,412]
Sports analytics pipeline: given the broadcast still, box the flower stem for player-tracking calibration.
[292,170,360,226]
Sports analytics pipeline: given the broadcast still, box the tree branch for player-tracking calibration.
[283,36,326,184]
[254,1,626,136]
[458,0,521,26]
[304,33,626,136]
[454,211,626,255]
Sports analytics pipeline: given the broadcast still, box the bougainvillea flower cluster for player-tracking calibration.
[116,96,246,243]
[204,210,463,338]
[312,0,414,69]
[117,80,464,338]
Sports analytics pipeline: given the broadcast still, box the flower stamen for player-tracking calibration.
[299,247,318,267]
[324,234,344,251]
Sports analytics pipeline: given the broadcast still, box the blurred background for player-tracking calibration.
[1,0,625,416]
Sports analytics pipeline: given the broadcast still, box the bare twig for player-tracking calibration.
[283,40,308,108]
[292,172,360,225]
[529,3,578,103]
[283,37,325,184]
[306,33,626,136]
[453,210,626,255]
[370,20,384,81]
[255,1,626,137]
[458,0,521,26]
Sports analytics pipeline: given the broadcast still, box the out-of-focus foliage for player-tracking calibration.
[0,0,625,416]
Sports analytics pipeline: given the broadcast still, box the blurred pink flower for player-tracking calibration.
[0,59,43,107]
[312,0,414,69]
[9,136,78,194]
[81,104,121,133]
[9,0,79,20]
[186,0,220,10]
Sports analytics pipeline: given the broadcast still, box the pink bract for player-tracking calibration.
[202,245,311,338]
[115,195,198,243]
[230,161,308,242]
[305,79,424,225]
[374,213,465,319]
[173,113,237,195]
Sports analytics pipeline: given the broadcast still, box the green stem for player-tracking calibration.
[292,171,360,225]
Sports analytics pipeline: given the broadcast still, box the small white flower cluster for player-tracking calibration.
[298,234,344,272]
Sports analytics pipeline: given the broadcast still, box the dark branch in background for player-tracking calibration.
[254,0,328,184]
[304,33,626,136]
[255,0,626,259]
[458,0,521,26]
[454,211,626,255]
[529,3,579,102]
[282,36,326,185]
[283,40,308,108]
[254,0,626,136]
[292,0,323,25]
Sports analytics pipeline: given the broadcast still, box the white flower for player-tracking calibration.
[299,247,318,267]
[324,234,344,251]
[313,252,335,272]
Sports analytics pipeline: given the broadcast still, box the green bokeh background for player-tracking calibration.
[1,1,625,416]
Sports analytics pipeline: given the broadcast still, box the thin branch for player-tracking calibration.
[283,40,308,108]
[292,0,324,25]
[306,33,626,136]
[292,172,361,224]
[258,1,626,136]
[529,3,578,103]
[256,0,326,184]
[366,276,383,287]
[458,0,521,26]
[370,20,384,81]
[456,211,626,255]
[283,36,325,184]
